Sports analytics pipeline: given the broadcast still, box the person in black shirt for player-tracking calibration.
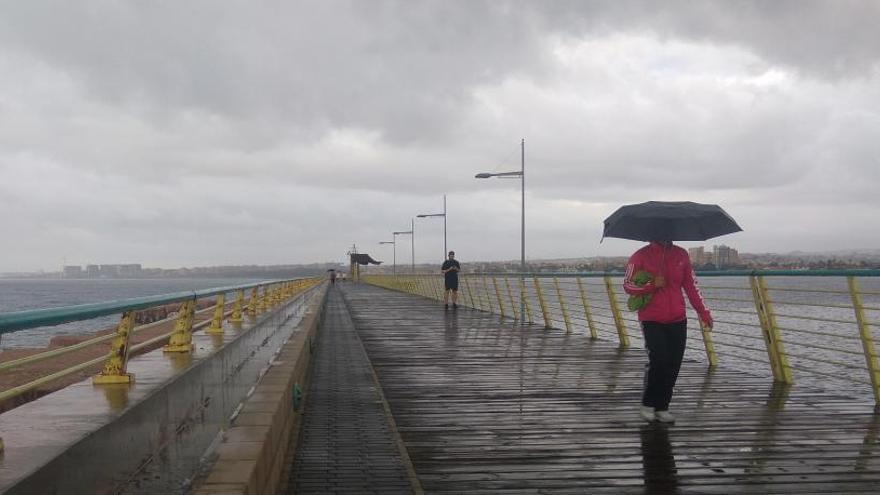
[441,251,461,310]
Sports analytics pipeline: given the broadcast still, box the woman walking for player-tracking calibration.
[624,240,713,423]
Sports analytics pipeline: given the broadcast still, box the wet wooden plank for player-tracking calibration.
[341,284,880,494]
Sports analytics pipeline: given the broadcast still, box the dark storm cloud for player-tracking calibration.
[1,1,879,270]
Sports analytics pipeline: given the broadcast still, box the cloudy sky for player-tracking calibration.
[2,1,879,272]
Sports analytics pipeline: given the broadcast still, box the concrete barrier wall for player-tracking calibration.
[2,284,327,494]
[194,285,328,494]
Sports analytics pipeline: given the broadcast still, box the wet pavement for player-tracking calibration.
[338,283,880,494]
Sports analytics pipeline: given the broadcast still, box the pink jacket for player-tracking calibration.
[623,242,711,325]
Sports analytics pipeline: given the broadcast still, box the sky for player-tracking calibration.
[2,1,879,272]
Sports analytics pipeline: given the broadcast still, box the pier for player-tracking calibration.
[1,272,880,493]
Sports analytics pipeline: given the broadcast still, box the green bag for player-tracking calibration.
[627,270,653,311]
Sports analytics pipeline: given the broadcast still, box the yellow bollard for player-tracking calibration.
[206,293,226,335]
[93,310,136,384]
[271,286,280,307]
[164,299,196,353]
[604,275,629,347]
[505,278,519,320]
[493,277,506,319]
[248,287,258,317]
[229,289,244,324]
[260,286,271,311]
[576,278,598,339]
[533,277,551,328]
[554,278,572,333]
[849,276,880,405]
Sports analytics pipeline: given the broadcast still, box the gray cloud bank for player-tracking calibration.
[1,1,879,271]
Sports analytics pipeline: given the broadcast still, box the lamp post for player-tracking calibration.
[379,240,395,275]
[416,194,447,261]
[475,138,526,323]
[393,227,414,274]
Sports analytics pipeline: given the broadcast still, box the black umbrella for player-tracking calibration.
[602,201,742,242]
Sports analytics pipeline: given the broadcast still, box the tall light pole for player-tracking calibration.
[393,228,414,274]
[379,240,395,275]
[416,194,447,261]
[475,138,526,323]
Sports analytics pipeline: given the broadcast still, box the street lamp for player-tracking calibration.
[475,138,526,323]
[416,194,447,261]
[379,240,395,275]
[393,226,414,274]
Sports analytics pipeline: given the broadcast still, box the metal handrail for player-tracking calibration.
[0,278,322,412]
[363,270,880,405]
[0,280,286,334]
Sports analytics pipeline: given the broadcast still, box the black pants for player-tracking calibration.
[641,320,687,411]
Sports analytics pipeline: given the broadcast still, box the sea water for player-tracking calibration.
[0,278,258,349]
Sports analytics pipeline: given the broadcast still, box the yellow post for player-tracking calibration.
[553,278,573,333]
[229,289,244,324]
[576,278,598,339]
[469,277,483,310]
[849,276,880,405]
[93,310,136,384]
[464,276,477,309]
[493,277,506,319]
[750,275,792,383]
[482,276,495,313]
[604,275,629,347]
[206,293,226,335]
[164,299,196,353]
[434,276,444,300]
[505,278,519,320]
[520,277,534,324]
[248,287,258,317]
[533,277,551,328]
[699,320,718,367]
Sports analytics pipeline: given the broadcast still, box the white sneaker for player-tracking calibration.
[655,410,675,423]
[639,406,655,422]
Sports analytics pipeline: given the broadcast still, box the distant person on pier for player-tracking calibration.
[329,269,337,285]
[441,251,461,310]
[624,240,713,424]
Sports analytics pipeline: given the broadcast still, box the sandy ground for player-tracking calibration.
[0,301,218,413]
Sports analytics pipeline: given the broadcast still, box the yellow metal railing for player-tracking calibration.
[0,278,322,414]
[363,271,880,405]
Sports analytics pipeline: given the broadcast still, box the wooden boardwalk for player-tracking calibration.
[339,283,880,494]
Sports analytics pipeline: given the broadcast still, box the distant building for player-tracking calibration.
[688,247,707,265]
[118,264,142,277]
[98,265,120,278]
[63,265,83,278]
[713,245,740,269]
[86,264,100,278]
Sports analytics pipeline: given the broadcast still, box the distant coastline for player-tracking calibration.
[5,248,880,279]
